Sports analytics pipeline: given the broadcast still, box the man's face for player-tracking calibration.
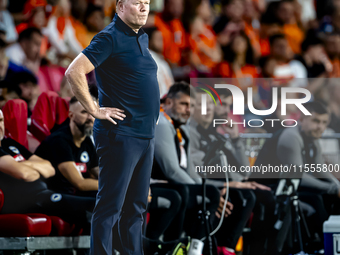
[119,0,150,28]
[224,0,244,21]
[69,102,95,136]
[87,10,105,32]
[165,92,191,124]
[300,112,329,139]
[19,82,37,101]
[0,110,4,141]
[193,92,214,127]
[277,2,293,24]
[271,38,289,61]
[22,33,42,61]
[214,95,232,119]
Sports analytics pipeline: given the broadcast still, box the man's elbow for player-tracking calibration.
[65,67,75,81]
[75,181,89,191]
[45,165,55,178]
[19,170,40,181]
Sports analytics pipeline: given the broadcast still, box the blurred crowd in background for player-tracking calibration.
[1,0,340,135]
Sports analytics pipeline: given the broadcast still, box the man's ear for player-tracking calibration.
[68,111,73,119]
[117,0,124,13]
[164,97,173,107]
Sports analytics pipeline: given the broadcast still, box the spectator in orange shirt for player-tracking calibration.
[258,2,284,57]
[243,0,261,58]
[45,0,83,60]
[84,4,105,47]
[324,33,340,77]
[154,0,187,66]
[215,32,259,90]
[213,0,245,57]
[16,0,48,58]
[276,0,304,54]
[185,15,222,73]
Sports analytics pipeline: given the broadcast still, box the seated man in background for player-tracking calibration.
[35,96,99,197]
[5,27,42,74]
[6,70,39,116]
[152,82,223,245]
[277,102,338,252]
[190,88,269,255]
[0,109,95,233]
[252,101,339,253]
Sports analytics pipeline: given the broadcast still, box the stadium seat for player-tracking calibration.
[0,189,52,237]
[3,99,41,151]
[38,65,66,93]
[30,91,70,142]
[49,216,76,236]
[56,96,69,126]
[3,99,29,148]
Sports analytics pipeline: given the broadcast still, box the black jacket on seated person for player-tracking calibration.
[0,137,95,231]
[35,125,98,196]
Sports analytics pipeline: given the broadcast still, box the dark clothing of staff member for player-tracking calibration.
[0,110,95,233]
[65,0,160,254]
[35,96,99,197]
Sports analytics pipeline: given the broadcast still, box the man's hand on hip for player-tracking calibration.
[92,107,126,125]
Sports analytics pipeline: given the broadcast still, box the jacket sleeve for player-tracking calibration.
[154,118,195,184]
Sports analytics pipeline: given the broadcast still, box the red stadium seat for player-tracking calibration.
[56,96,69,125]
[38,65,66,93]
[3,99,29,148]
[49,216,75,236]
[31,92,70,142]
[30,91,59,142]
[0,190,52,237]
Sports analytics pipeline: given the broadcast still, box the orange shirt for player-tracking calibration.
[216,61,259,79]
[70,17,88,49]
[154,13,187,65]
[259,38,270,56]
[244,21,261,56]
[188,25,219,69]
[330,58,340,78]
[283,23,304,54]
[215,62,259,90]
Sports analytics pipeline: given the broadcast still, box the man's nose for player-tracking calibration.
[140,3,146,11]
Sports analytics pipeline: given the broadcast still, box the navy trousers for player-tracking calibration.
[91,130,155,255]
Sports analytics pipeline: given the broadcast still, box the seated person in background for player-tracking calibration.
[35,96,99,197]
[5,27,42,74]
[185,15,222,74]
[254,101,340,253]
[190,88,268,255]
[144,27,174,98]
[154,0,187,66]
[84,4,105,47]
[152,82,223,243]
[0,110,95,233]
[6,70,39,116]
[214,32,259,86]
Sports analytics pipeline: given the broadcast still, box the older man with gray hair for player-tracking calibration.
[65,0,160,254]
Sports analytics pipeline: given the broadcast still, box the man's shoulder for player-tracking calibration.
[155,114,175,134]
[44,127,73,146]
[99,17,123,37]
[278,126,303,147]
